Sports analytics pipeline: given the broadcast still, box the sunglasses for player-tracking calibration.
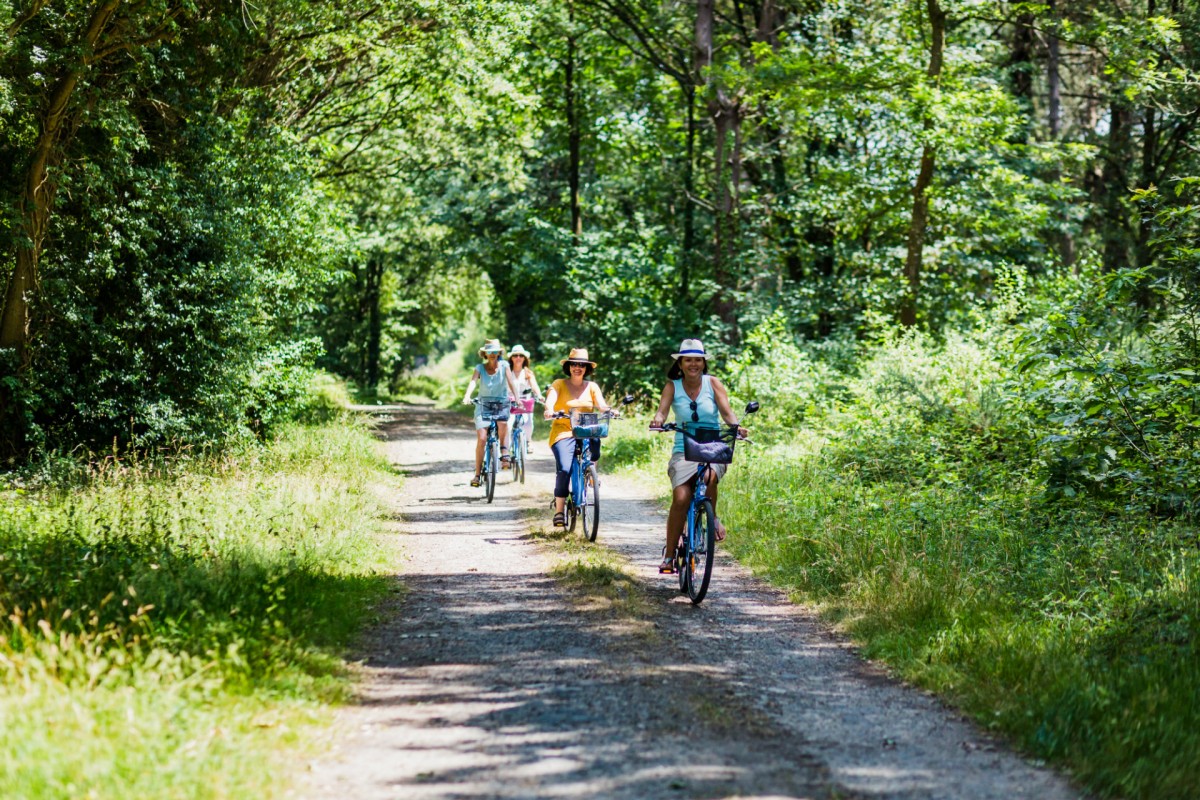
[689,399,698,422]
[567,362,587,369]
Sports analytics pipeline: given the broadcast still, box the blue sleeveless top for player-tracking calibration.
[671,375,718,454]
[475,361,510,399]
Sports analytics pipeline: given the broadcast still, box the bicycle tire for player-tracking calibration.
[677,535,689,594]
[513,430,526,484]
[687,499,717,604]
[566,498,578,532]
[486,439,498,503]
[581,465,599,542]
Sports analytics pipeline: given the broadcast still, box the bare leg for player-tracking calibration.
[474,429,486,475]
[665,481,694,559]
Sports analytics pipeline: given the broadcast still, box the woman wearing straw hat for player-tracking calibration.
[462,339,521,487]
[507,345,542,455]
[648,338,747,574]
[542,347,617,528]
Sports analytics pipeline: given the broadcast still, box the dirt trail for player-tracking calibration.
[301,405,1085,800]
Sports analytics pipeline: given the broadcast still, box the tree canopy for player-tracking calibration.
[2,0,1199,514]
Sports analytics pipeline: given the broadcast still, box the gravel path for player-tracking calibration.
[301,405,1086,800]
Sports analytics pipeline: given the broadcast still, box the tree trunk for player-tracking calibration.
[1047,0,1061,140]
[900,0,945,328]
[1009,9,1034,135]
[566,1,582,241]
[1101,101,1131,273]
[681,86,696,297]
[695,0,740,333]
[364,256,384,390]
[1,0,121,355]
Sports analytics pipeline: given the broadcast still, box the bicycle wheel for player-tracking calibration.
[677,536,689,594]
[512,432,525,484]
[580,465,599,542]
[687,500,717,604]
[486,439,498,503]
[566,497,578,532]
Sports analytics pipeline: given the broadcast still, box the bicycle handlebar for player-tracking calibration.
[649,422,751,443]
[548,409,622,420]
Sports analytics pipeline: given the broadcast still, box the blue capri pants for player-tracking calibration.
[551,438,601,498]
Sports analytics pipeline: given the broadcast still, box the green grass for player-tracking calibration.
[0,417,396,799]
[717,441,1199,799]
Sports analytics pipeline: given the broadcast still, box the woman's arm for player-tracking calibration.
[462,366,479,404]
[711,377,747,436]
[591,383,610,413]
[527,369,542,399]
[649,382,674,427]
[504,363,520,398]
[543,381,559,419]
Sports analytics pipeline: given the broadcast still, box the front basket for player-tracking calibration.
[682,428,734,464]
[478,399,511,422]
[570,410,609,439]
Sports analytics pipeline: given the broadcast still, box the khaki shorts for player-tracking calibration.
[667,451,727,489]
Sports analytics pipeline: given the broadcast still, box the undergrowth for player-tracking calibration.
[638,314,1200,800]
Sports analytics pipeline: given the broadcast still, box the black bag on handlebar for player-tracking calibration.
[478,399,511,422]
[682,426,734,464]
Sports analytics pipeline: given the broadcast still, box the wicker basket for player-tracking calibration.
[570,410,609,439]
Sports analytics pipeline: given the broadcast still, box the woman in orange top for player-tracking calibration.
[542,347,615,527]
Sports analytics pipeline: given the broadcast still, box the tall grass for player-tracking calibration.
[0,418,395,799]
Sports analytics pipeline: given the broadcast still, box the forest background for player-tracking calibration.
[1,1,1198,798]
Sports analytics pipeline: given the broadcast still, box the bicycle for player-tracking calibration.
[471,398,511,503]
[508,392,541,485]
[550,395,633,541]
[652,401,759,604]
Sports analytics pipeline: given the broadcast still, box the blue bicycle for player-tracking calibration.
[508,392,541,486]
[654,401,759,604]
[551,396,633,541]
[472,398,510,503]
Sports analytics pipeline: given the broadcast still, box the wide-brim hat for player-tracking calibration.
[509,344,531,358]
[670,338,709,360]
[478,338,505,358]
[559,347,596,367]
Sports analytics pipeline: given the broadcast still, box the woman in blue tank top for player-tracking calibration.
[648,338,747,575]
[462,338,520,487]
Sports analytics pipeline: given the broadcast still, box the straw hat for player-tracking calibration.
[509,344,531,358]
[670,338,709,360]
[559,347,596,367]
[477,339,505,358]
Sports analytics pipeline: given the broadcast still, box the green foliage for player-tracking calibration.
[726,311,845,422]
[697,319,1200,799]
[1015,215,1200,513]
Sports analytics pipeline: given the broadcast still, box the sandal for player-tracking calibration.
[500,448,512,463]
[552,512,566,527]
[470,474,481,487]
[658,557,676,575]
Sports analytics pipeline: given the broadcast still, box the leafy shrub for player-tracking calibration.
[1015,252,1200,514]
[725,310,844,422]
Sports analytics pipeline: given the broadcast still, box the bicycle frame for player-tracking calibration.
[570,439,594,508]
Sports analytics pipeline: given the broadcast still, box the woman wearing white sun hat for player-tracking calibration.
[648,338,747,574]
[507,344,542,455]
[462,338,521,487]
